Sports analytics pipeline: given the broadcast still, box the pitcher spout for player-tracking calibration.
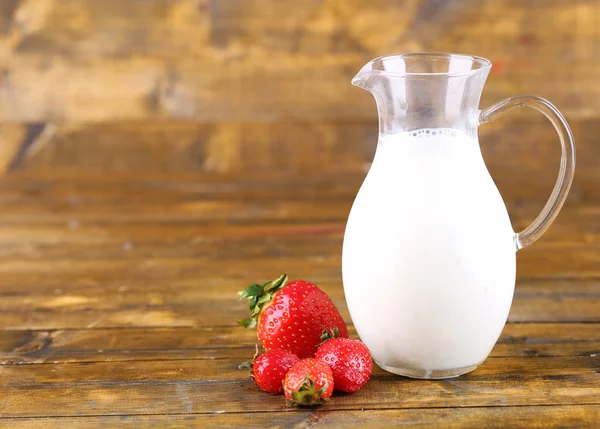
[351,60,377,90]
[351,55,407,91]
[351,53,492,136]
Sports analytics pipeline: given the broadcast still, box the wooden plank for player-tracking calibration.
[0,201,590,246]
[0,206,596,257]
[2,121,377,174]
[1,226,599,265]
[0,356,597,417]
[0,323,597,365]
[0,118,598,188]
[0,206,594,246]
[2,405,599,429]
[0,0,599,122]
[0,170,366,202]
[0,163,595,208]
[0,273,597,329]
[0,192,591,243]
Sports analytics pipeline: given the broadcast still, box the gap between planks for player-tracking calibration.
[0,403,599,420]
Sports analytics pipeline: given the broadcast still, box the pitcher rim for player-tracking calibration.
[353,52,492,84]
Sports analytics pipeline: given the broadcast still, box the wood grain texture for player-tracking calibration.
[0,0,599,176]
[0,116,598,182]
[0,172,597,426]
[0,275,598,330]
[1,323,598,365]
[0,356,598,417]
[0,174,595,340]
[0,0,599,122]
[2,406,600,429]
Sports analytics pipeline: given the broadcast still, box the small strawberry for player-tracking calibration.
[284,358,334,406]
[315,336,372,393]
[237,274,348,358]
[239,348,300,394]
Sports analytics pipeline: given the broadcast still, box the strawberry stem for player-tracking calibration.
[319,326,340,344]
[285,375,329,407]
[237,274,289,329]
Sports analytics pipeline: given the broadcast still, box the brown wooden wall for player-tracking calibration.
[0,0,598,189]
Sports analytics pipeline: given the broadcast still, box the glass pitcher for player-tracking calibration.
[342,53,575,379]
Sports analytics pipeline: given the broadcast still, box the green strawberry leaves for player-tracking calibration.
[264,274,288,292]
[285,375,330,407]
[237,274,289,329]
[238,284,264,300]
[319,326,341,344]
[237,318,257,329]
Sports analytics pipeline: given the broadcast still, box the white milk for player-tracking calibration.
[342,128,516,375]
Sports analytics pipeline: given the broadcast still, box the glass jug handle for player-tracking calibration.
[478,95,576,250]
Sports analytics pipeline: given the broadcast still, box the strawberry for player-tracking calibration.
[237,274,348,358]
[284,358,334,406]
[315,337,373,393]
[239,348,300,394]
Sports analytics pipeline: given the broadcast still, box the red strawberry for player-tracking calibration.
[240,348,300,394]
[284,358,334,406]
[238,274,348,358]
[316,337,372,393]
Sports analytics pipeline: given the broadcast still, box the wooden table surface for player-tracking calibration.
[0,172,598,428]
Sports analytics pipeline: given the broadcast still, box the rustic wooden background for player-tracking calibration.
[0,0,598,195]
